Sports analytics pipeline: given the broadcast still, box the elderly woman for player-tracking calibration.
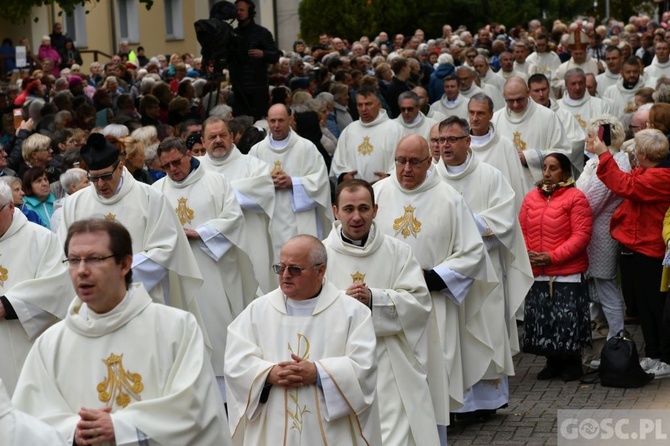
[49,167,88,233]
[589,128,670,378]
[20,133,60,182]
[578,116,630,342]
[519,153,593,381]
[21,167,56,229]
[37,35,61,77]
[0,176,43,225]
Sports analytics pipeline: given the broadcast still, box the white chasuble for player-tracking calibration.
[153,161,258,378]
[372,173,498,410]
[558,95,611,131]
[436,152,534,378]
[331,109,404,183]
[225,282,381,445]
[200,147,277,293]
[492,99,575,184]
[249,132,333,258]
[12,284,231,445]
[324,221,446,441]
[430,94,469,121]
[0,210,73,395]
[58,168,204,318]
[394,112,438,143]
[603,78,645,120]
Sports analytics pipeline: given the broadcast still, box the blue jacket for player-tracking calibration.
[22,194,56,229]
[428,64,455,103]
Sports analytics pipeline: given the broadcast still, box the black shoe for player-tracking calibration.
[538,359,561,380]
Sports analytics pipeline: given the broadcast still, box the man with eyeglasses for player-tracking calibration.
[373,135,497,440]
[394,91,438,143]
[225,235,381,445]
[152,136,258,403]
[13,219,230,445]
[331,85,404,185]
[435,116,533,421]
[57,133,205,324]
[0,181,72,396]
[0,145,15,177]
[323,179,445,445]
[492,76,573,184]
[199,117,276,293]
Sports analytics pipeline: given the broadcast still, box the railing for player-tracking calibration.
[79,50,114,63]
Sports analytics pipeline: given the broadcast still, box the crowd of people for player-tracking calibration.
[2,0,670,443]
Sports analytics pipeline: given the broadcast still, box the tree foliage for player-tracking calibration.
[3,0,154,24]
[299,0,655,43]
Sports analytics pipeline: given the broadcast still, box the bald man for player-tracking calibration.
[491,76,574,184]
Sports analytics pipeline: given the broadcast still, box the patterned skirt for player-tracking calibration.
[522,279,592,356]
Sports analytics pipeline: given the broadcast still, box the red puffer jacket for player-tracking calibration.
[519,186,593,277]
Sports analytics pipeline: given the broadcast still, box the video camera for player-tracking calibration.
[194,1,241,77]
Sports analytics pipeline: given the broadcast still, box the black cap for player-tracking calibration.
[81,133,120,170]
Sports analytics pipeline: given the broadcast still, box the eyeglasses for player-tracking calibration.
[88,162,119,182]
[400,107,416,112]
[272,263,323,277]
[62,255,115,268]
[505,97,527,105]
[160,155,186,170]
[35,146,51,152]
[436,135,468,144]
[394,156,430,166]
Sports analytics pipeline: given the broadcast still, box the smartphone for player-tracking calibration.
[598,123,612,147]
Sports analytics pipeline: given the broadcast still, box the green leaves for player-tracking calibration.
[3,0,153,24]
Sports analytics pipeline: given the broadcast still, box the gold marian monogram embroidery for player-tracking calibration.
[0,255,7,286]
[575,114,586,129]
[271,161,283,175]
[351,271,366,283]
[625,101,636,114]
[175,197,195,226]
[287,334,312,433]
[104,213,116,221]
[393,205,422,238]
[357,136,374,156]
[512,131,526,151]
[97,353,144,408]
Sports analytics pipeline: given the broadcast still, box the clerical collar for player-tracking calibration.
[444,96,459,106]
[471,128,492,146]
[285,288,321,316]
[622,80,638,90]
[445,152,471,174]
[405,113,422,126]
[270,132,291,150]
[340,227,368,246]
[176,157,200,184]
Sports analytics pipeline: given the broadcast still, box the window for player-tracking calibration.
[165,0,184,41]
[64,4,88,48]
[117,0,139,44]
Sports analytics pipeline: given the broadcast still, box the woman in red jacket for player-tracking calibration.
[519,153,593,381]
[588,127,670,379]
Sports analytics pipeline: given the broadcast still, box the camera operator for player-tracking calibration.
[232,0,280,121]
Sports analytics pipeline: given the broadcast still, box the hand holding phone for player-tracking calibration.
[598,123,612,147]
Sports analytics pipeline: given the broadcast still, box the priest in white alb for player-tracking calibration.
[492,76,574,185]
[198,117,277,293]
[467,93,532,211]
[430,76,469,120]
[372,135,498,423]
[249,104,333,258]
[603,57,644,120]
[324,179,445,445]
[0,182,73,395]
[152,137,259,402]
[331,85,404,184]
[58,133,204,319]
[225,235,381,445]
[394,91,438,142]
[13,219,230,446]
[435,117,534,415]
[558,68,611,130]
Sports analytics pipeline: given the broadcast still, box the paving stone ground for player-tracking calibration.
[447,323,670,445]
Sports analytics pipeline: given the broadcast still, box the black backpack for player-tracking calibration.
[598,330,654,388]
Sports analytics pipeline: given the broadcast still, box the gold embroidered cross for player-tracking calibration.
[393,205,422,238]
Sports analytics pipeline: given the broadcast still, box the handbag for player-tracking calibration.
[598,330,654,388]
